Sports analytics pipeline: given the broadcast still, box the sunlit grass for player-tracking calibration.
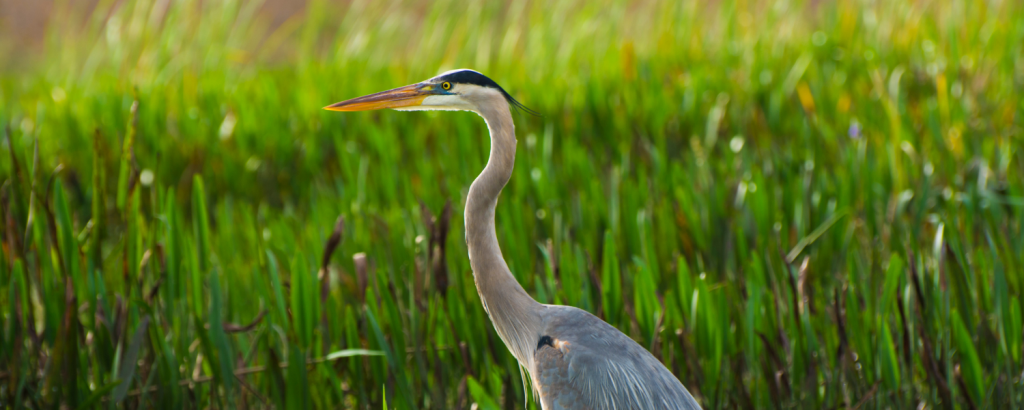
[1,0,1022,408]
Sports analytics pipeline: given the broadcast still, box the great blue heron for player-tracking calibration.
[325,69,701,409]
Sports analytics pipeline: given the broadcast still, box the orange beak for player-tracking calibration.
[324,83,433,111]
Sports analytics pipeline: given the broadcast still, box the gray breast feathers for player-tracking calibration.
[532,306,701,410]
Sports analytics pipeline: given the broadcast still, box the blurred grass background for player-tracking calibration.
[1,0,1023,408]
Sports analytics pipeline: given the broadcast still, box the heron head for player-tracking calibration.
[324,69,534,114]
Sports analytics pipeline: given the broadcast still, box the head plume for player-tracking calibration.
[434,69,540,116]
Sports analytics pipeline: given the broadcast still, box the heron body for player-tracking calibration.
[326,69,701,409]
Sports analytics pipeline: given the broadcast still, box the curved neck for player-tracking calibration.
[466,99,542,370]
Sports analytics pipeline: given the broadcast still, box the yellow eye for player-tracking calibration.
[442,82,451,90]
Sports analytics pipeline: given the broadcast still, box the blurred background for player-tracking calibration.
[1,0,1022,408]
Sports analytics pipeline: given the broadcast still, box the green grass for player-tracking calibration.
[1,0,1023,408]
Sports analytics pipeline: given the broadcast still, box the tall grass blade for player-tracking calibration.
[112,317,150,403]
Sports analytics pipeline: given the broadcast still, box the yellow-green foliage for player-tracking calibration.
[1,0,1022,408]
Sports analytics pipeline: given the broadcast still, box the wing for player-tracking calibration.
[532,306,701,410]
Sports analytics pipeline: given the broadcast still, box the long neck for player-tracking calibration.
[466,100,543,370]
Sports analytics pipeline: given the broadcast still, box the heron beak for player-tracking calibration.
[323,83,433,111]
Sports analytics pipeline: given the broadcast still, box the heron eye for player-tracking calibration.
[442,82,451,90]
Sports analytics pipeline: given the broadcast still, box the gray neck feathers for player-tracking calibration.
[465,97,543,373]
